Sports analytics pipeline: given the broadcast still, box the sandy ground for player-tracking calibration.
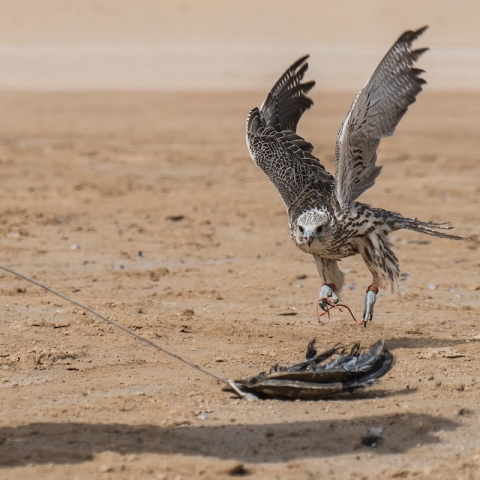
[0,89,479,479]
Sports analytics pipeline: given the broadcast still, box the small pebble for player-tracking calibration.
[46,318,70,328]
[26,319,46,327]
[362,435,383,448]
[98,465,113,473]
[228,464,248,476]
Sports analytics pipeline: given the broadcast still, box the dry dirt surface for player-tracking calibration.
[0,90,479,479]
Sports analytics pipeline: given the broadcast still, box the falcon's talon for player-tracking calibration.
[363,289,377,326]
[318,284,338,311]
[318,298,334,312]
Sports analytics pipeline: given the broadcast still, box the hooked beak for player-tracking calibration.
[304,230,314,247]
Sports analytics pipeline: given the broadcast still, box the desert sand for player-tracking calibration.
[0,88,478,479]
[0,2,479,479]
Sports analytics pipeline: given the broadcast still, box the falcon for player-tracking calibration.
[246,27,461,326]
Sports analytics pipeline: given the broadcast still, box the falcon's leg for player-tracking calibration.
[363,284,378,326]
[358,232,399,326]
[314,256,344,311]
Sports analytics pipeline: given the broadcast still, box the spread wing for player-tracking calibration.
[335,26,428,208]
[246,56,334,211]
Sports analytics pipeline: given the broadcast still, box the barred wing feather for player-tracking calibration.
[335,26,429,208]
[246,56,334,210]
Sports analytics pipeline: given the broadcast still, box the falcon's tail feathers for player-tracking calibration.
[400,218,463,240]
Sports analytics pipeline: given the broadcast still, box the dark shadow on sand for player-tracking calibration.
[385,336,478,351]
[0,412,459,467]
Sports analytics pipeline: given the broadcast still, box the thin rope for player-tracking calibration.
[0,263,257,399]
[316,298,364,326]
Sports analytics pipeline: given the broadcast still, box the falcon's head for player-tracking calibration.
[295,209,330,248]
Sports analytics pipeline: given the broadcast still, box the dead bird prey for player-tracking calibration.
[246,27,461,325]
[228,339,393,399]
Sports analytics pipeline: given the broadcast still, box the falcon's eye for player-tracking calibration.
[298,226,304,234]
[316,226,323,234]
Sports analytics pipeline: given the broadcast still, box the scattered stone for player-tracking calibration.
[26,319,46,327]
[149,267,169,281]
[46,318,70,329]
[98,465,113,473]
[227,463,248,476]
[362,426,383,448]
[361,434,383,448]
[166,215,185,222]
[419,348,466,359]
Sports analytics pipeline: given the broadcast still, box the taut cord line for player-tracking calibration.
[0,263,255,399]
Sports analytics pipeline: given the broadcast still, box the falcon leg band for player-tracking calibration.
[363,284,378,326]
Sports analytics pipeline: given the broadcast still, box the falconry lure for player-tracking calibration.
[246,27,461,325]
